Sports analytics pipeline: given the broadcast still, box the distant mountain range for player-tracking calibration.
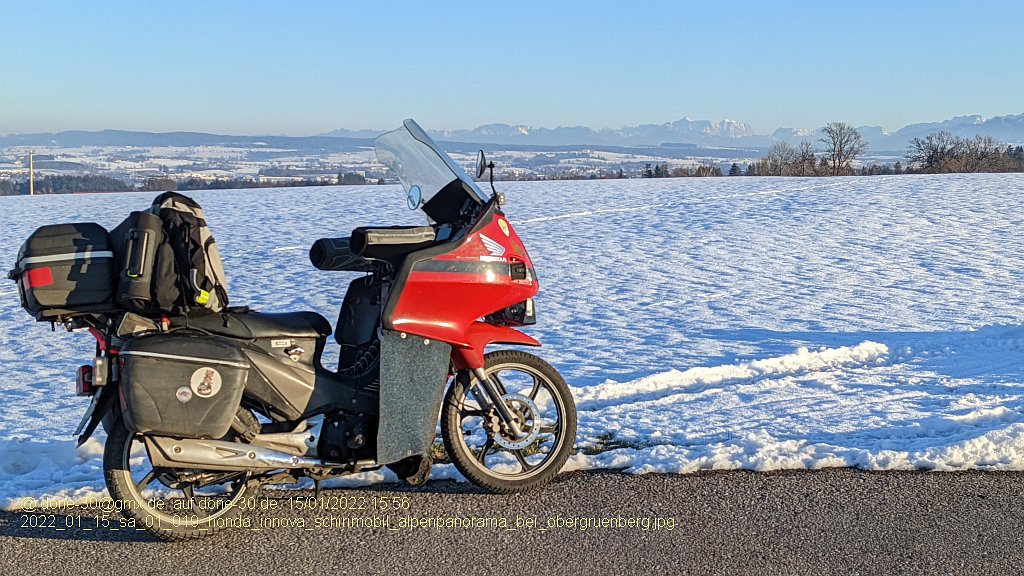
[325,114,1024,151]
[3,114,1022,153]
[323,118,764,148]
[0,130,372,154]
[770,114,1024,152]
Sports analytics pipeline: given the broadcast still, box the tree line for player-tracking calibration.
[905,132,1023,173]
[746,122,869,176]
[0,174,132,196]
[641,163,722,177]
[747,122,1023,177]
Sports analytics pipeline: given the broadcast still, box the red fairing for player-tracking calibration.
[451,322,541,371]
[387,210,539,367]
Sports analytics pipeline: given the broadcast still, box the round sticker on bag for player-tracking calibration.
[175,386,193,403]
[190,367,222,399]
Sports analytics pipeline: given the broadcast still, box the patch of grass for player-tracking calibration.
[428,440,449,463]
[519,437,546,457]
[577,431,646,456]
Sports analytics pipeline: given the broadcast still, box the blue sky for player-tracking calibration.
[2,1,1022,135]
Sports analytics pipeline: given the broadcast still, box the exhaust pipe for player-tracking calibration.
[145,436,332,471]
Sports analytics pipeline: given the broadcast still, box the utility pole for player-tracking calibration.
[29,150,34,195]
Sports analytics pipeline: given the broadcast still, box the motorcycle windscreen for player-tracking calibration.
[376,329,452,465]
[374,119,484,223]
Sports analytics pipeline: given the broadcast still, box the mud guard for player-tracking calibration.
[450,321,541,371]
[75,384,117,446]
[376,330,452,465]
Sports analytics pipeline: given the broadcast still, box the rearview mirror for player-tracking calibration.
[475,150,487,179]
[407,185,422,210]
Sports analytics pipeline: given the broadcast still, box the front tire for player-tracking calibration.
[441,350,577,493]
[103,421,252,540]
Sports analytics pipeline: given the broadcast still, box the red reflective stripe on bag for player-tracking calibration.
[25,267,54,288]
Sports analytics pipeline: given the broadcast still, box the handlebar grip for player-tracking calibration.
[309,237,371,272]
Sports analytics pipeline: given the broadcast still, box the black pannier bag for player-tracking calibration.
[119,332,249,438]
[8,222,116,319]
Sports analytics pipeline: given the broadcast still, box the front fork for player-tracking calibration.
[449,323,541,440]
[467,367,526,439]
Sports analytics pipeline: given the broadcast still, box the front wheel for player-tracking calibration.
[441,350,577,493]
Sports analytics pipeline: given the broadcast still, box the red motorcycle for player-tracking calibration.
[8,119,577,540]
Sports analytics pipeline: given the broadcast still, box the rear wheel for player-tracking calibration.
[103,421,252,540]
[441,350,576,493]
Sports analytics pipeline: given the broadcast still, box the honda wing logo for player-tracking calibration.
[480,234,506,257]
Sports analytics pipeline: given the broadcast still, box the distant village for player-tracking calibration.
[0,137,765,195]
[2,123,1020,195]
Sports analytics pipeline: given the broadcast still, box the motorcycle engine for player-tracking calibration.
[318,412,377,463]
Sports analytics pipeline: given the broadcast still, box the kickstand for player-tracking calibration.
[314,478,322,499]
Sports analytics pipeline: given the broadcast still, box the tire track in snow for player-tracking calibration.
[515,203,673,224]
[572,341,890,411]
[515,184,810,225]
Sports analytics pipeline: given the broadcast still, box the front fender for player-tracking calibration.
[450,321,540,371]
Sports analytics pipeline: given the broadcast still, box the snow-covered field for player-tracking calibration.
[2,173,1024,507]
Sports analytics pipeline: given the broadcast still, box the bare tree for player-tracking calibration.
[795,140,818,176]
[963,135,1003,172]
[763,141,797,176]
[819,122,868,176]
[906,131,961,173]
[907,132,1009,173]
[694,160,721,177]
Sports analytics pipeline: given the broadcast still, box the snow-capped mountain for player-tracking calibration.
[857,115,1021,150]
[324,113,1024,151]
[325,117,763,148]
[3,114,1022,153]
[756,115,1024,151]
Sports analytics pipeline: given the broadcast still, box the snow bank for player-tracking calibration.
[574,341,889,409]
[0,438,107,509]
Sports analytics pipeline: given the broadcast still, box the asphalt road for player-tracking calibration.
[2,468,1023,575]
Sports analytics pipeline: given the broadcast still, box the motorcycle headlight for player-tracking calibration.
[487,298,536,326]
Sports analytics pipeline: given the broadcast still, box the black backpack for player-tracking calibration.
[111,192,229,316]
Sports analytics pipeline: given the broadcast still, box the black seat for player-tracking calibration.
[172,310,332,340]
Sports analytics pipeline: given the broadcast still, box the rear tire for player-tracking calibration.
[103,421,251,540]
[441,350,576,494]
